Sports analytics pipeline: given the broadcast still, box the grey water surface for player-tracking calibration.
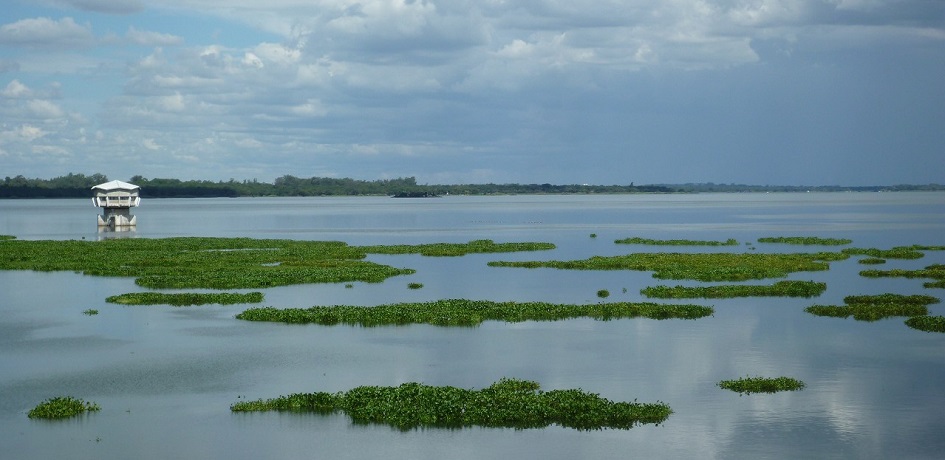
[1,193,944,459]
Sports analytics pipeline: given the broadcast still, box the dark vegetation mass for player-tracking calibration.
[230,378,673,430]
[3,173,943,198]
[236,299,714,327]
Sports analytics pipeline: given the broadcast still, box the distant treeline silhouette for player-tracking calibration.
[1,173,941,198]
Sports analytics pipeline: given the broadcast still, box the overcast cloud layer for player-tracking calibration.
[1,0,943,185]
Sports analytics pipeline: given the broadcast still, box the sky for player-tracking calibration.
[0,0,943,186]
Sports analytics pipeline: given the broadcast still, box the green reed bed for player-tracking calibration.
[841,246,925,260]
[106,291,264,306]
[615,237,738,246]
[905,315,945,333]
[28,396,100,419]
[718,376,806,395]
[360,239,555,257]
[805,293,939,321]
[641,280,826,299]
[489,252,846,282]
[757,236,852,246]
[0,237,554,290]
[231,378,672,430]
[861,264,945,289]
[236,299,713,327]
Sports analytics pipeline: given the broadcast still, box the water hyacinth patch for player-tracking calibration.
[641,280,826,299]
[757,236,852,246]
[860,264,945,289]
[359,239,555,257]
[805,293,939,321]
[489,252,844,282]
[718,376,806,395]
[0,237,554,290]
[231,378,673,430]
[106,292,264,306]
[28,396,100,419]
[615,237,739,246]
[905,315,945,333]
[236,299,713,327]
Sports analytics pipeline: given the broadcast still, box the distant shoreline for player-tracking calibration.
[1,173,943,199]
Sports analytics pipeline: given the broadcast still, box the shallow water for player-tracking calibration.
[2,193,944,459]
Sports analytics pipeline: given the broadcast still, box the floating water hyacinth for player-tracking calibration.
[28,396,100,419]
[236,299,714,327]
[231,378,672,430]
[757,236,852,246]
[641,280,826,299]
[718,376,806,395]
[106,292,264,306]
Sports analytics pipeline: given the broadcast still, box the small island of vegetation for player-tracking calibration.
[805,293,939,321]
[718,376,806,395]
[236,299,713,327]
[28,396,100,419]
[230,378,672,430]
[106,292,264,306]
[641,280,826,299]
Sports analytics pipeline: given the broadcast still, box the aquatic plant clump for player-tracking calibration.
[860,264,945,289]
[718,376,805,394]
[106,292,264,306]
[615,237,739,246]
[235,299,714,327]
[757,237,852,246]
[231,378,673,430]
[904,315,945,333]
[28,396,100,419]
[489,252,845,282]
[641,280,826,299]
[805,293,939,321]
[842,247,925,260]
[0,235,15,240]
[359,239,555,257]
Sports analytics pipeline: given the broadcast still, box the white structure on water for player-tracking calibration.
[92,180,140,227]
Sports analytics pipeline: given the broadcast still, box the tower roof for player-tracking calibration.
[91,180,140,191]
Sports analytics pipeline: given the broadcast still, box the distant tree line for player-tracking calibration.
[0,174,674,198]
[2,173,942,198]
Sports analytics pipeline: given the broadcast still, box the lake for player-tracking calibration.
[1,193,944,459]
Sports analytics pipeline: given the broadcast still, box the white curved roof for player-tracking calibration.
[91,180,140,191]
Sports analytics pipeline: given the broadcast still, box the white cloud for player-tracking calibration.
[0,17,95,48]
[142,138,160,150]
[125,26,184,46]
[1,80,32,98]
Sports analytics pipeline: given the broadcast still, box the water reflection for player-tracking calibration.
[1,194,944,459]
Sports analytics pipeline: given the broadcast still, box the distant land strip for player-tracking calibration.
[2,173,943,198]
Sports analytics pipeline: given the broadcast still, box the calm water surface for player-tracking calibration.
[1,193,944,459]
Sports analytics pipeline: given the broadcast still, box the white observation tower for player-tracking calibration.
[92,180,140,227]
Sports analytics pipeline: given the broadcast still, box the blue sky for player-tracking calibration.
[1,0,943,185]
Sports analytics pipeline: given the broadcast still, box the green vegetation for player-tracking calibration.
[0,237,553,290]
[230,378,672,430]
[641,280,826,299]
[597,289,610,298]
[1,173,674,198]
[757,236,852,246]
[360,239,555,257]
[805,293,939,321]
[106,292,264,306]
[28,396,100,419]
[489,252,846,282]
[718,376,806,394]
[861,264,945,289]
[236,299,714,327]
[0,235,14,240]
[407,283,424,290]
[615,237,738,246]
[905,316,945,333]
[842,247,925,260]
[83,308,99,315]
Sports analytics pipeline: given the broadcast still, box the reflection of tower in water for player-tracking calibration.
[91,180,140,228]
